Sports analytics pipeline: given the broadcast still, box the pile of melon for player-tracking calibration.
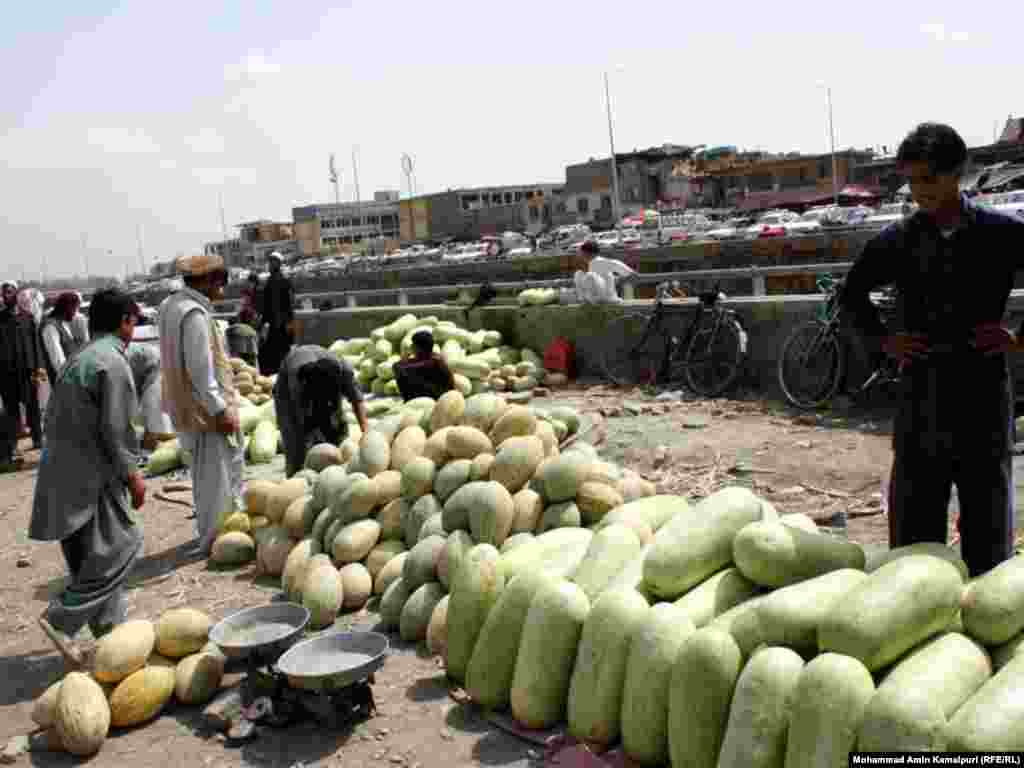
[230,390,655,636]
[29,608,223,757]
[328,313,567,397]
[229,358,274,405]
[437,483,1024,762]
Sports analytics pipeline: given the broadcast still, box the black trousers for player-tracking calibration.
[0,379,18,463]
[259,326,293,376]
[888,446,1014,578]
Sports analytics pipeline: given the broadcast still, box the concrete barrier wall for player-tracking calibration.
[291,293,1024,400]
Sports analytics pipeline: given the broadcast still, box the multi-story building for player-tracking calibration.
[687,148,876,210]
[562,144,700,227]
[397,184,562,243]
[292,196,401,257]
[202,238,246,267]
[205,221,296,268]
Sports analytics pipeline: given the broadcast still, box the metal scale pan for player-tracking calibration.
[275,631,389,691]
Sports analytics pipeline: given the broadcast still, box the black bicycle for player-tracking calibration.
[601,280,749,396]
[776,274,900,409]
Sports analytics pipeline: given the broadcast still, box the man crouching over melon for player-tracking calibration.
[274,345,369,478]
[31,288,147,669]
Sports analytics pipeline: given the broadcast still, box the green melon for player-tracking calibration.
[445,544,504,683]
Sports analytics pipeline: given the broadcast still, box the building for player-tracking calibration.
[292,196,400,258]
[202,238,246,267]
[398,184,562,243]
[562,144,700,227]
[998,116,1024,145]
[689,148,877,210]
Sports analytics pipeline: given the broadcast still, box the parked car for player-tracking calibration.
[596,232,622,248]
[865,202,916,225]
[786,207,835,235]
[980,191,1024,219]
[705,217,754,240]
[746,211,799,238]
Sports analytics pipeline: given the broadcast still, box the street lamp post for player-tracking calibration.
[824,85,839,206]
[604,72,622,226]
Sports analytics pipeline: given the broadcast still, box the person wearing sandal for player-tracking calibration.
[29,288,147,668]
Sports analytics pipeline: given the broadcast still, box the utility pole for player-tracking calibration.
[330,153,341,204]
[825,85,839,206]
[219,193,229,241]
[352,146,363,251]
[604,72,622,227]
[137,223,145,276]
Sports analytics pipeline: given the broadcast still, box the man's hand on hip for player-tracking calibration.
[971,322,1018,356]
[882,333,931,366]
[128,472,146,510]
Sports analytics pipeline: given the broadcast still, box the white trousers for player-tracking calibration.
[178,430,244,553]
[141,376,174,434]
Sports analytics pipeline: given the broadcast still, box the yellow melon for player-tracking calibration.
[154,608,212,659]
[93,620,156,683]
[108,662,176,727]
[55,672,110,756]
[175,653,224,706]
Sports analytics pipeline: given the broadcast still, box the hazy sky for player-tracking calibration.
[1,1,1018,280]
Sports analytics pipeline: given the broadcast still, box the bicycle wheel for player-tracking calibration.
[601,314,668,387]
[682,314,747,397]
[777,321,845,409]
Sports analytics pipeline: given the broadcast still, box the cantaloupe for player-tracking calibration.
[94,620,156,683]
[422,426,454,465]
[332,519,382,564]
[431,390,466,431]
[375,550,408,595]
[281,538,320,602]
[576,482,624,525]
[210,531,256,566]
[257,525,294,577]
[266,478,308,523]
[244,480,277,518]
[359,431,391,477]
[403,534,446,591]
[404,494,441,546]
[373,470,402,507]
[538,453,591,504]
[305,443,342,472]
[400,582,446,642]
[303,562,345,629]
[490,405,537,447]
[339,563,373,611]
[376,497,408,541]
[380,577,413,629]
[109,662,177,727]
[491,435,545,494]
[221,512,252,534]
[174,652,224,705]
[55,672,110,756]
[283,494,316,539]
[510,488,544,534]
[154,608,212,659]
[366,540,406,580]
[539,500,581,532]
[391,426,427,471]
[434,459,474,502]
[401,456,436,499]
[470,452,495,481]
[446,426,493,460]
[438,530,474,591]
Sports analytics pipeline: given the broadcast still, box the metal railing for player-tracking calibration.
[212,261,858,315]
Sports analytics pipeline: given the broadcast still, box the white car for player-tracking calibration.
[745,211,799,238]
[865,202,915,225]
[507,247,533,258]
[705,218,750,240]
[596,232,622,248]
[786,208,833,234]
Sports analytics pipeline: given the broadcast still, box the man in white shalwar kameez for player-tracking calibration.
[158,254,244,556]
[573,240,636,304]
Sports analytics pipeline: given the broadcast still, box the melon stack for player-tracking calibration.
[438,482,1024,763]
[326,313,566,397]
[240,391,655,638]
[29,608,223,757]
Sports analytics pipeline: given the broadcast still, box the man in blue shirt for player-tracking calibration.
[840,122,1024,577]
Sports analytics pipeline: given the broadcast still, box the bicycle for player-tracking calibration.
[601,280,749,396]
[776,274,900,410]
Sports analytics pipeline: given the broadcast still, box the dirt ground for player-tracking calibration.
[0,387,942,767]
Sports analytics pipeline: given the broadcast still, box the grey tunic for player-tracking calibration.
[30,333,142,636]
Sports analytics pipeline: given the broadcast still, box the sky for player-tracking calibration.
[1,0,1019,281]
